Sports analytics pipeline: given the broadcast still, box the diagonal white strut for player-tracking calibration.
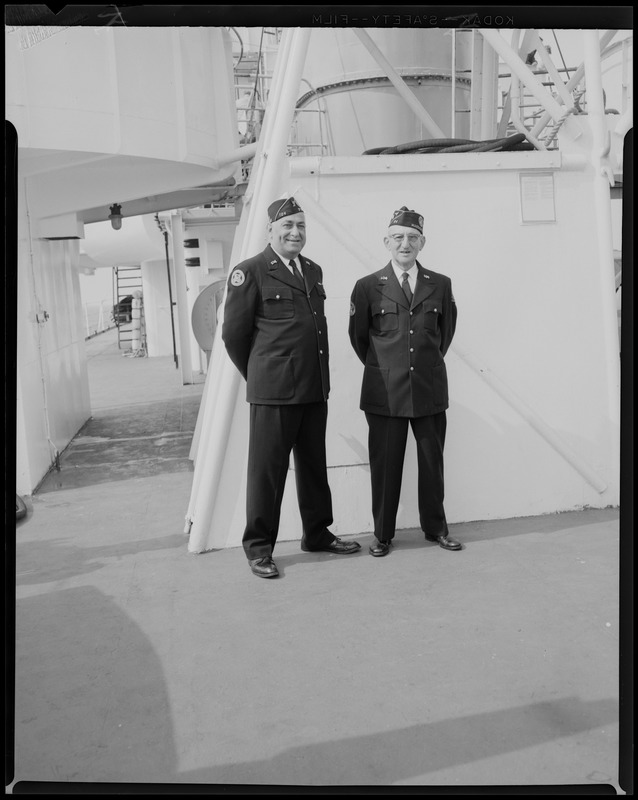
[353,28,446,139]
[480,28,584,145]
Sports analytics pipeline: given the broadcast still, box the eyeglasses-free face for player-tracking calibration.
[268,212,307,258]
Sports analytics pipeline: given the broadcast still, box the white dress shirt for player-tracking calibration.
[391,262,417,294]
[272,248,301,277]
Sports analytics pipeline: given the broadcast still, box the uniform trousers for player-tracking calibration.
[365,411,449,542]
[243,401,335,559]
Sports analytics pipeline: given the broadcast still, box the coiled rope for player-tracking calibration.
[363,133,535,155]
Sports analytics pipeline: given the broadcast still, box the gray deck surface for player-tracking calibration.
[11,328,626,793]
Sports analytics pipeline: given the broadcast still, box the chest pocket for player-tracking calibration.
[423,300,440,332]
[261,286,294,319]
[371,299,399,332]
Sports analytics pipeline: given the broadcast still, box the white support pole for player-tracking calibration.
[241,28,294,208]
[186,28,312,551]
[169,212,193,385]
[480,32,500,141]
[185,28,295,498]
[451,29,456,138]
[188,25,294,463]
[469,30,483,140]
[583,31,621,442]
[353,29,446,139]
[212,141,259,169]
[620,36,632,114]
[613,36,632,142]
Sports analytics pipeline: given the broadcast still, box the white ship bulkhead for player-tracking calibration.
[9,25,628,545]
[186,28,627,552]
[8,25,240,494]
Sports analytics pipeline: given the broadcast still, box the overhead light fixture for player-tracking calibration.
[108,203,123,231]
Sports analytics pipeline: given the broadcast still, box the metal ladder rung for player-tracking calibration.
[115,266,143,351]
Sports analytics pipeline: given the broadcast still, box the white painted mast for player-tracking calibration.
[186,28,312,551]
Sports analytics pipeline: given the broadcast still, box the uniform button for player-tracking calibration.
[381,309,385,314]
[276,294,280,299]
[318,330,322,334]
[409,330,414,335]
[320,350,323,354]
[410,367,414,371]
[434,308,437,312]
[410,311,413,316]
[410,348,414,352]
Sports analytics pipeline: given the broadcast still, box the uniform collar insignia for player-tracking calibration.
[380,275,388,280]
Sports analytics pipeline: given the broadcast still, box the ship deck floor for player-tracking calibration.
[11,328,628,793]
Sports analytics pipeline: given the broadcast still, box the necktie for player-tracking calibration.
[401,271,413,304]
[290,259,305,288]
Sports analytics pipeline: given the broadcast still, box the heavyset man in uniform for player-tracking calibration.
[222,198,460,578]
[222,197,361,578]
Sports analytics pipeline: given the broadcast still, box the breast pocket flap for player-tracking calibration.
[262,286,293,302]
[371,299,398,317]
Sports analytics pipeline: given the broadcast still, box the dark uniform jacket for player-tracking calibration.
[222,244,330,404]
[349,261,457,417]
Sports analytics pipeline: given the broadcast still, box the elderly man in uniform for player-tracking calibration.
[223,197,361,578]
[348,206,461,557]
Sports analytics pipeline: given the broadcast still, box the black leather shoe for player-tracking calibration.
[248,556,279,578]
[425,533,462,551]
[369,539,391,557]
[301,537,361,554]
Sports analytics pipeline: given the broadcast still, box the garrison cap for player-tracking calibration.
[268,197,303,222]
[389,206,424,233]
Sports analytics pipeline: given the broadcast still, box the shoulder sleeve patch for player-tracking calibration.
[350,301,356,316]
[230,269,245,287]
